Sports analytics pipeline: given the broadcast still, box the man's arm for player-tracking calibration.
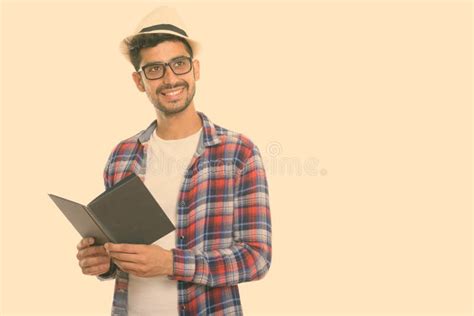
[170,145,272,287]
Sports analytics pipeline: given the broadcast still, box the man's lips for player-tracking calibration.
[158,84,187,101]
[160,87,185,96]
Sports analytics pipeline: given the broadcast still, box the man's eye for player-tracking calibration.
[148,65,163,72]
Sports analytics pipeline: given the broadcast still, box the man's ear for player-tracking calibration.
[193,59,200,81]
[132,72,146,92]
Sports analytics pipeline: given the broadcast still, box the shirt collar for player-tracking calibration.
[137,111,221,148]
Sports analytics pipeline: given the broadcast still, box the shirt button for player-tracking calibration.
[181,305,186,311]
[180,235,185,240]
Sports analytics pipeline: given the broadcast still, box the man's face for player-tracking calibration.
[132,41,200,116]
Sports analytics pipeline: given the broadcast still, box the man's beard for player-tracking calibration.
[153,81,196,116]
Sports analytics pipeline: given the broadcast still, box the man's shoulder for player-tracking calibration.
[107,129,144,160]
[118,129,143,145]
[212,123,261,162]
[215,124,255,147]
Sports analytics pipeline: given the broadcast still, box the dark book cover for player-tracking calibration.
[49,173,175,245]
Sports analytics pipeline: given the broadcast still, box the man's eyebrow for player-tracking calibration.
[141,55,190,68]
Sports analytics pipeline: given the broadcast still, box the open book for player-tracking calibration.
[48,173,175,245]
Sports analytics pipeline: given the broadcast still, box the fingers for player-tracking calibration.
[75,238,113,276]
[79,254,110,276]
[108,251,144,264]
[82,262,111,276]
[79,255,110,269]
[76,245,108,260]
[104,243,145,254]
[104,243,147,276]
[77,237,95,250]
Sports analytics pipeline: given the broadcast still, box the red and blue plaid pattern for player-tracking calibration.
[100,111,272,316]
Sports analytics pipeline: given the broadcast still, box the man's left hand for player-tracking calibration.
[104,243,173,278]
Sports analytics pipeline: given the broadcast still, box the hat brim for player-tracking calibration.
[119,30,200,62]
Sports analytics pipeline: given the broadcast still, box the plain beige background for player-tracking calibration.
[1,0,472,315]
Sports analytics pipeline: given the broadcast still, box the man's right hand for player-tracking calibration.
[76,237,111,276]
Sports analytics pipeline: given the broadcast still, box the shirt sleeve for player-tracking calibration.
[169,145,272,287]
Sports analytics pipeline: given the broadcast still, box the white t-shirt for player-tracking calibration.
[128,126,202,316]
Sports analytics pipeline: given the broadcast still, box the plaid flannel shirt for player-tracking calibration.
[99,111,272,316]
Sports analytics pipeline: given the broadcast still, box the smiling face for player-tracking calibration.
[132,40,200,116]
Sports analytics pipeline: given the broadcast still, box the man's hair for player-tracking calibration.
[126,33,194,71]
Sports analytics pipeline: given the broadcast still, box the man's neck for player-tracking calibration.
[154,106,202,140]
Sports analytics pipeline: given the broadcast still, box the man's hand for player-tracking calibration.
[104,243,173,278]
[76,237,111,276]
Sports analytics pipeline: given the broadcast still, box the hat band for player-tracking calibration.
[139,24,188,37]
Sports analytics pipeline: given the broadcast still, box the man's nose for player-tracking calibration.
[162,65,179,85]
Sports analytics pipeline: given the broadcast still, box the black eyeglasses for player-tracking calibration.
[139,56,193,80]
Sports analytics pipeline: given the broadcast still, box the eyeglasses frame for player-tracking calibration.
[138,56,194,80]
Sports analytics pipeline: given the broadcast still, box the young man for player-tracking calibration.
[75,7,271,316]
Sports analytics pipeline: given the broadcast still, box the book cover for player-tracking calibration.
[49,173,175,245]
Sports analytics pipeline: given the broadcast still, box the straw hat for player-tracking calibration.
[119,6,200,61]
